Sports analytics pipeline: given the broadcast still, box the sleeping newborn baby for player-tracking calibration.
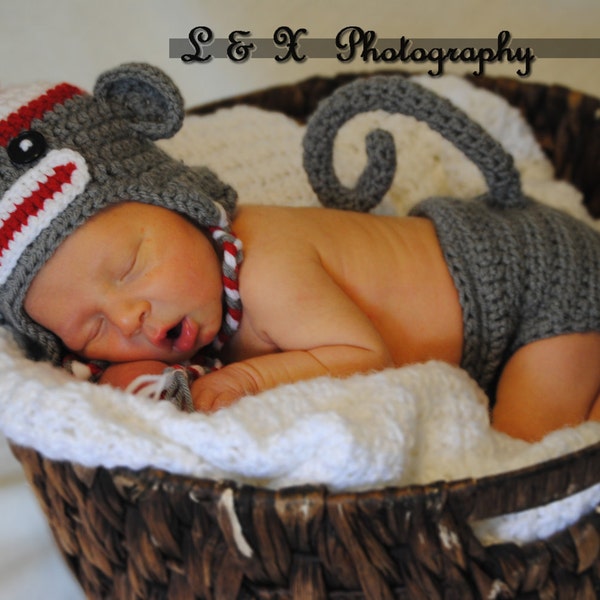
[2,63,599,442]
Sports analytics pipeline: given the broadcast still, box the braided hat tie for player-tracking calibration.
[209,212,243,350]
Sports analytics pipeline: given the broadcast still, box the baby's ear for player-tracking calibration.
[93,63,184,140]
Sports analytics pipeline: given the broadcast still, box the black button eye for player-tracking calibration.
[7,130,48,165]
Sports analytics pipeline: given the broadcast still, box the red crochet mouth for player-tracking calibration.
[0,148,89,286]
[0,162,77,255]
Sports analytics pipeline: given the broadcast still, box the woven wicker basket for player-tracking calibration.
[10,71,600,599]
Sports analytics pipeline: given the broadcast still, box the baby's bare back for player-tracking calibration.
[230,205,464,367]
[224,205,600,442]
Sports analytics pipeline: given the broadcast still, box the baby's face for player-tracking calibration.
[24,202,224,363]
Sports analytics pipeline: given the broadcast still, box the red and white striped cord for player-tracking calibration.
[210,224,243,350]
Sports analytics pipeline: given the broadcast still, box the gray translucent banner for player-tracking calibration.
[169,37,600,60]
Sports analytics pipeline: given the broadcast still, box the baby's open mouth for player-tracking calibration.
[164,318,198,354]
[166,321,183,341]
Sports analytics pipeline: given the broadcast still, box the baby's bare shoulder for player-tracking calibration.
[233,204,407,244]
[232,206,315,264]
[234,207,323,296]
[232,205,323,237]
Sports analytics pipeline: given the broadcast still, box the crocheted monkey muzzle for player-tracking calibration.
[0,63,242,364]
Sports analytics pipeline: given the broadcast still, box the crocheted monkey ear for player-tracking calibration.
[93,62,184,140]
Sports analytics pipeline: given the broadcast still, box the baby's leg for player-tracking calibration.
[492,332,600,442]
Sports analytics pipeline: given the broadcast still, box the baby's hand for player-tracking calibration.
[191,363,260,412]
[99,360,169,391]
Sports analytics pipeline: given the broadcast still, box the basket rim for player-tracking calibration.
[35,435,594,522]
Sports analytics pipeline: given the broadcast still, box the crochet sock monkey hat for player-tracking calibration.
[0,63,242,364]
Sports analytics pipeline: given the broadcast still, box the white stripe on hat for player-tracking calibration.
[0,83,52,121]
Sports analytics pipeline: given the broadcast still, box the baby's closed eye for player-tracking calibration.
[118,241,142,282]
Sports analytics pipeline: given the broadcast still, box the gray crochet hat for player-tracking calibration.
[0,63,241,364]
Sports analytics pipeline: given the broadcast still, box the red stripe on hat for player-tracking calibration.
[0,162,77,253]
[0,83,84,147]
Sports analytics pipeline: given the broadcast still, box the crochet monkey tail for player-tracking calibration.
[302,75,528,212]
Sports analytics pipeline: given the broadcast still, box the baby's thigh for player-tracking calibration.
[492,332,600,442]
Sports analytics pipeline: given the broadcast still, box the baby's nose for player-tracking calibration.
[110,299,149,337]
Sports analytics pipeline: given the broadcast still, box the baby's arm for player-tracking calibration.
[191,344,390,412]
[191,248,394,412]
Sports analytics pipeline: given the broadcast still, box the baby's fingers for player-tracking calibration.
[191,364,260,412]
[191,378,242,413]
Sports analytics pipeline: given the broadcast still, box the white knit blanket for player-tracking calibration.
[1,75,599,545]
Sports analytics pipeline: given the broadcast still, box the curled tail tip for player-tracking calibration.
[303,74,527,212]
[303,127,396,212]
[303,85,399,212]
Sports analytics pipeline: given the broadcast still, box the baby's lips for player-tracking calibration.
[147,322,173,347]
[173,317,198,354]
[148,319,196,353]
